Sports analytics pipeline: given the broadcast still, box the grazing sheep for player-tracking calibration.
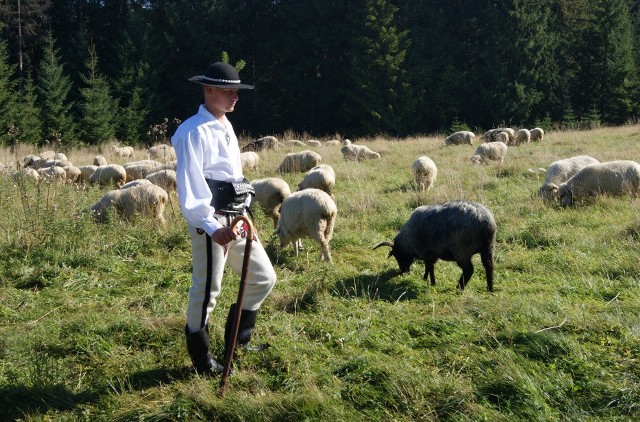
[306,140,321,147]
[285,140,306,147]
[298,164,336,196]
[89,164,127,187]
[94,155,108,166]
[240,151,260,171]
[42,159,72,169]
[470,141,508,164]
[12,167,40,183]
[147,144,176,162]
[515,128,531,145]
[374,201,496,292]
[63,165,82,183]
[111,145,135,158]
[122,179,153,189]
[242,135,279,152]
[79,165,98,184]
[538,155,600,203]
[558,160,640,206]
[324,139,341,147]
[276,188,337,262]
[342,139,352,146]
[90,183,169,225]
[444,131,475,146]
[37,166,67,182]
[530,127,545,142]
[278,150,322,173]
[340,144,381,161]
[412,156,438,192]
[145,169,177,192]
[39,150,56,160]
[251,177,292,228]
[123,160,163,181]
[23,155,46,169]
[501,128,515,144]
[494,131,509,144]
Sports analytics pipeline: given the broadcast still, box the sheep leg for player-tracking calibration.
[480,247,494,292]
[423,261,436,286]
[456,260,474,290]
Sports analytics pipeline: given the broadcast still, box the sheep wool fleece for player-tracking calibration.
[172,104,277,332]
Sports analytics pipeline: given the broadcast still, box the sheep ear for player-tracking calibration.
[373,241,394,250]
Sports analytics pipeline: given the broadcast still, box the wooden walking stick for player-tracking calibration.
[219,215,254,396]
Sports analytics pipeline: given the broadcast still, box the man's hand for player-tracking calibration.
[211,227,237,246]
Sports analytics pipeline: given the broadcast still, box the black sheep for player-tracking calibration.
[374,201,496,292]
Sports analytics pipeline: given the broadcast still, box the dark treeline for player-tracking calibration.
[1,0,639,147]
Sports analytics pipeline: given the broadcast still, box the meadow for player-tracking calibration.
[1,125,639,421]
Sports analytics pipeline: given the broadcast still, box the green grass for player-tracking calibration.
[1,125,640,420]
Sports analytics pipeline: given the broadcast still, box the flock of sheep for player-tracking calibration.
[2,126,639,292]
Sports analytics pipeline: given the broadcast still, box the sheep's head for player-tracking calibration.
[539,183,558,202]
[558,184,573,206]
[373,241,415,273]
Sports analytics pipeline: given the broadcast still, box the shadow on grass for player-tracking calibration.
[332,268,422,302]
[0,366,192,420]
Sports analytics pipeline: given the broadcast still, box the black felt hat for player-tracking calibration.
[189,62,254,89]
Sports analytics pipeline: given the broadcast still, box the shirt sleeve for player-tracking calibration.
[172,127,222,235]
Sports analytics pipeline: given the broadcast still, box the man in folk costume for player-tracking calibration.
[172,62,276,375]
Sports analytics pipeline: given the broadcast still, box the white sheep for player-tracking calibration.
[122,179,153,189]
[530,127,545,142]
[90,183,169,225]
[145,169,177,192]
[340,144,381,161]
[240,151,260,171]
[515,128,531,145]
[538,155,600,202]
[342,139,352,146]
[251,177,292,228]
[494,131,509,144]
[12,167,40,183]
[93,155,108,166]
[278,150,322,173]
[111,145,135,158]
[276,188,337,262]
[147,144,176,162]
[297,164,336,196]
[558,160,640,206]
[37,165,67,182]
[324,139,341,147]
[63,165,82,183]
[79,165,98,184]
[284,140,306,147]
[444,131,475,146]
[412,156,438,192]
[501,128,516,144]
[306,140,321,147]
[89,164,127,187]
[470,141,508,165]
[39,150,56,160]
[123,160,163,181]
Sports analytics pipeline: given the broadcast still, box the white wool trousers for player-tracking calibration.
[185,216,277,332]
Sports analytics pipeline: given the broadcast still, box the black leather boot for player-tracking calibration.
[224,303,258,361]
[185,325,224,375]
[225,303,258,347]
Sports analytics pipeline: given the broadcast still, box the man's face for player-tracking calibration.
[205,86,239,116]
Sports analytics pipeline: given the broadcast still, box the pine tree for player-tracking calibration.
[15,71,42,144]
[38,31,76,146]
[79,43,116,145]
[0,35,17,146]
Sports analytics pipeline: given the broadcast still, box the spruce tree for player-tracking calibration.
[0,35,17,146]
[15,72,42,144]
[38,32,76,146]
[79,44,116,145]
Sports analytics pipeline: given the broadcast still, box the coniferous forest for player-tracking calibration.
[1,0,639,147]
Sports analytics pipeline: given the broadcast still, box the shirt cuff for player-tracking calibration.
[202,219,222,236]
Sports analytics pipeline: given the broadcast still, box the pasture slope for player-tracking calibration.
[0,125,639,420]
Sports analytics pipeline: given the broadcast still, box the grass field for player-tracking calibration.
[1,125,639,421]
